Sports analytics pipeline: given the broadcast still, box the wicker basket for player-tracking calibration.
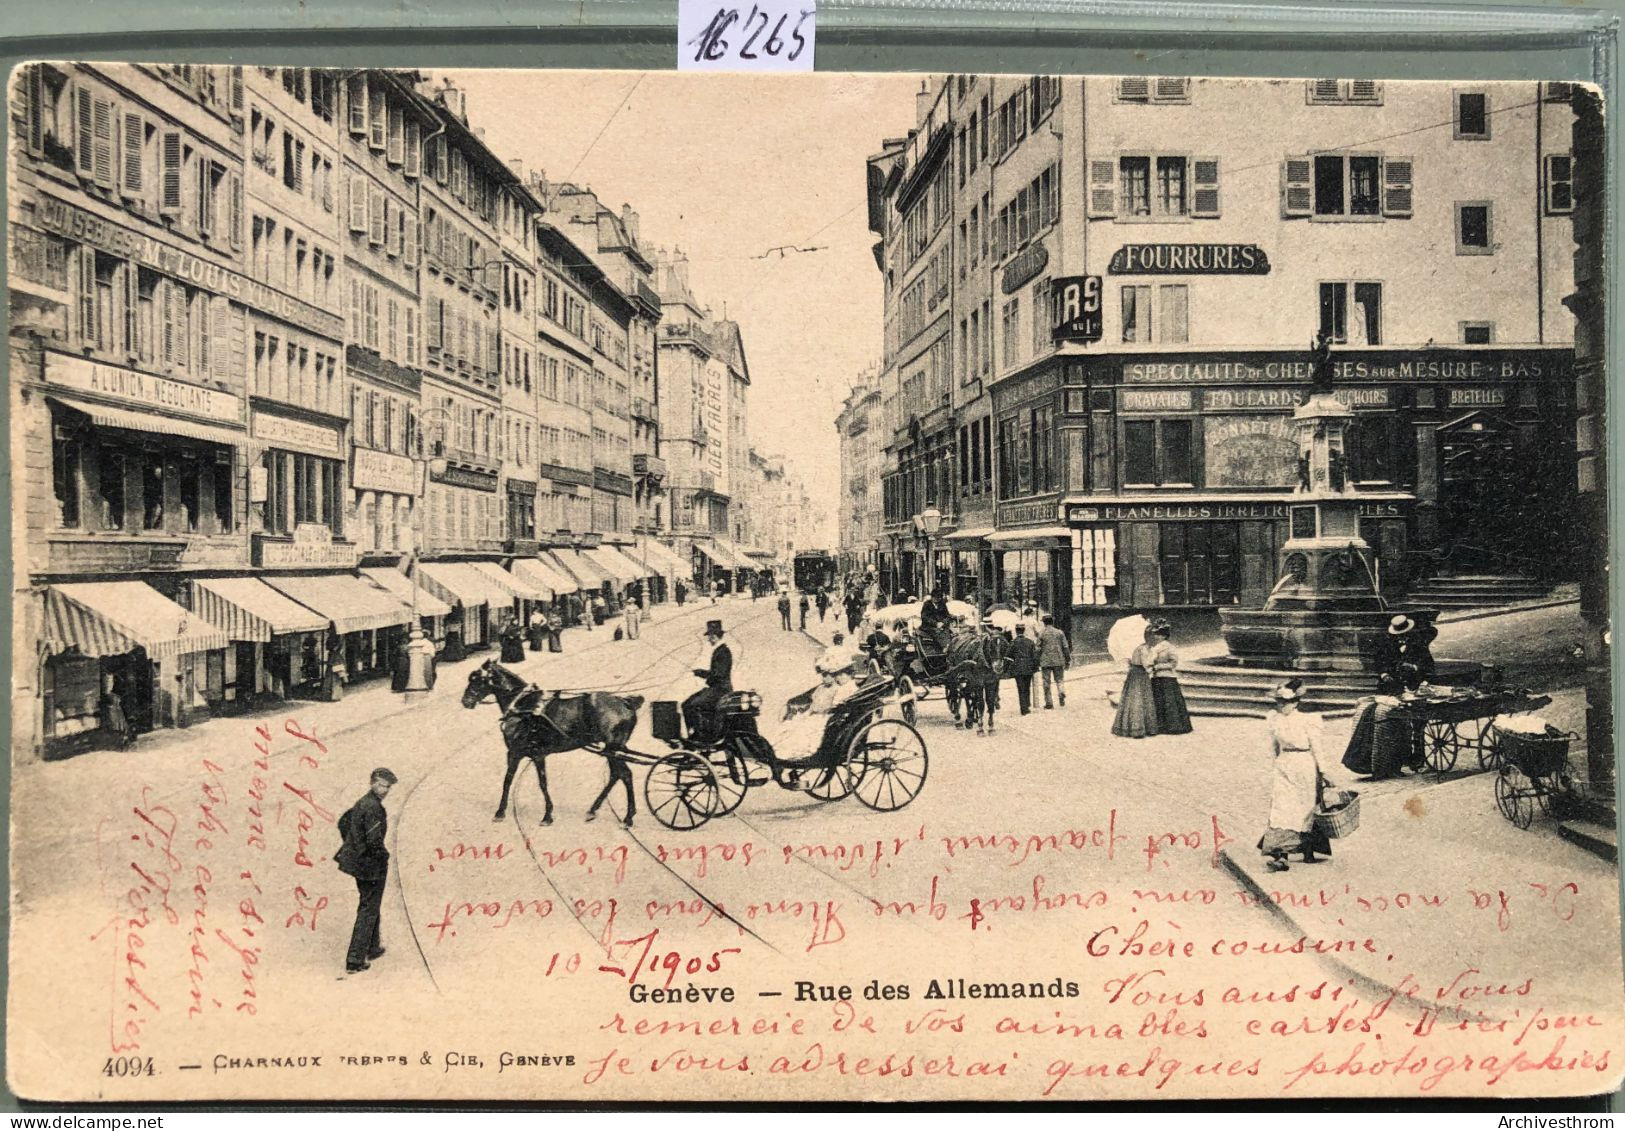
[1313,790,1362,839]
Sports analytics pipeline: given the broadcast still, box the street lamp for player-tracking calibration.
[401,408,451,700]
[918,505,943,597]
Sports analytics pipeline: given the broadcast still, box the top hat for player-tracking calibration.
[1388,614,1415,636]
[705,620,725,637]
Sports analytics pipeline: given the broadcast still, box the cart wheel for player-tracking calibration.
[706,751,750,816]
[1496,766,1537,830]
[1478,724,1504,770]
[645,752,719,831]
[851,719,929,812]
[1424,720,1459,773]
[804,748,860,802]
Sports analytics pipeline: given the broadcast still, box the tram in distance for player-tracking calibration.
[793,550,837,593]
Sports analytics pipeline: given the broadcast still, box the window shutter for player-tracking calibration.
[433,137,448,185]
[1154,77,1188,103]
[387,103,405,164]
[1086,158,1117,218]
[1117,76,1149,103]
[161,281,178,366]
[229,66,244,116]
[1382,156,1413,217]
[73,245,95,344]
[347,75,367,134]
[210,296,231,381]
[1308,78,1342,104]
[387,200,403,257]
[368,87,386,150]
[228,173,242,249]
[369,186,385,245]
[403,215,419,266]
[349,279,361,339]
[405,121,421,178]
[1281,155,1312,218]
[119,110,144,196]
[195,159,212,237]
[74,84,94,175]
[347,175,368,233]
[159,130,183,215]
[428,297,443,349]
[25,65,44,155]
[1191,157,1220,217]
[91,97,115,188]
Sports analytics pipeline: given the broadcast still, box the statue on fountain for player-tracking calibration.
[1308,331,1336,397]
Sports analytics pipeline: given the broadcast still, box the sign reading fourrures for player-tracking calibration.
[7,66,1620,1103]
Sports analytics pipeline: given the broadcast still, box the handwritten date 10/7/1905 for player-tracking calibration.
[687,6,812,65]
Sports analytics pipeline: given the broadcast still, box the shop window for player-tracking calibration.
[1318,281,1382,345]
[213,452,232,531]
[52,426,82,528]
[1460,322,1494,345]
[98,449,126,530]
[179,454,202,533]
[1545,154,1574,215]
[1123,419,1193,487]
[1455,202,1493,255]
[1454,91,1490,140]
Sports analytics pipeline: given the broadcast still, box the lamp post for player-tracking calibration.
[401,408,451,700]
[918,505,943,597]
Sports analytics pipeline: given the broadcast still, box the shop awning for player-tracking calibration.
[262,574,413,635]
[987,526,1074,545]
[192,577,328,642]
[46,582,231,661]
[547,549,614,588]
[512,557,577,596]
[415,562,500,611]
[945,527,996,543]
[48,395,247,449]
[743,546,776,560]
[469,560,549,602]
[361,568,453,619]
[638,538,692,579]
[699,540,748,570]
[585,546,646,584]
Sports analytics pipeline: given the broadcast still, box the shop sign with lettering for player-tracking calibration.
[1203,388,1301,411]
[1121,389,1193,413]
[992,366,1062,412]
[997,499,1061,527]
[1066,499,1409,523]
[1050,275,1103,343]
[1123,349,1570,385]
[45,353,243,423]
[1204,417,1298,488]
[1449,387,1508,408]
[351,447,419,495]
[1335,387,1392,407]
[35,196,345,341]
[1108,244,1270,275]
[1001,242,1049,294]
[253,412,344,457]
[433,465,500,492]
[254,532,359,569]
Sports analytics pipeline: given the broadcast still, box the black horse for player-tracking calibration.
[462,660,643,827]
[941,629,1009,736]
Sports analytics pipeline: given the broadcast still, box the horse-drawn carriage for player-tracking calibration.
[462,660,928,833]
[864,619,1008,734]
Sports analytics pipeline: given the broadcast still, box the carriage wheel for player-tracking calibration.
[850,719,929,812]
[1423,720,1459,773]
[803,747,860,802]
[706,751,750,816]
[1478,724,1504,770]
[645,752,719,831]
[1494,766,1536,830]
[894,675,918,726]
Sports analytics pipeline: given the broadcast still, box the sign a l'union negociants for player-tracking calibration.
[1108,244,1270,275]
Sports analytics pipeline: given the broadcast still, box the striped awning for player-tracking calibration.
[415,562,502,611]
[546,549,613,588]
[637,538,691,579]
[512,557,577,596]
[45,582,231,662]
[361,567,453,619]
[469,560,548,602]
[192,577,327,642]
[584,546,644,584]
[261,574,412,635]
[48,395,247,448]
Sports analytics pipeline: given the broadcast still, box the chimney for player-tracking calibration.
[620,203,640,244]
[440,79,467,123]
[915,80,932,127]
[508,157,523,178]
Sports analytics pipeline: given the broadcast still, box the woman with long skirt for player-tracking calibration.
[1258,679,1334,872]
[1147,620,1194,735]
[1111,628,1159,738]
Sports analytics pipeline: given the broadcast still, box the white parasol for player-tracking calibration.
[985,608,1021,630]
[1106,614,1151,665]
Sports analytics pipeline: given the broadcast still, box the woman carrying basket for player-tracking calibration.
[1258,679,1335,873]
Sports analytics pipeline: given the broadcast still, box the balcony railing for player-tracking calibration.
[633,453,668,480]
[631,397,656,421]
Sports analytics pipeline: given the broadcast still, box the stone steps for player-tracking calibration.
[1407,575,1550,609]
[1180,657,1484,718]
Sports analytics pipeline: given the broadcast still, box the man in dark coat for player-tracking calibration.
[777,590,792,631]
[334,767,397,975]
[1375,614,1436,691]
[1037,614,1072,708]
[682,620,733,743]
[1007,624,1039,715]
[920,586,953,654]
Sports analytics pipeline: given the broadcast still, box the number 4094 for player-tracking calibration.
[103,1056,156,1077]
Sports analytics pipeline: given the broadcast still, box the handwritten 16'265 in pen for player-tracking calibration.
[679,0,815,71]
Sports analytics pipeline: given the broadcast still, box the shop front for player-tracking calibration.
[40,581,232,755]
[361,567,453,645]
[988,513,1074,625]
[260,573,414,693]
[416,561,501,654]
[943,526,994,605]
[191,576,330,707]
[469,559,549,626]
